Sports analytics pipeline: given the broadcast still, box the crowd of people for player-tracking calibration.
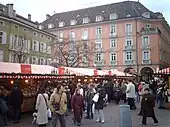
[0,77,169,127]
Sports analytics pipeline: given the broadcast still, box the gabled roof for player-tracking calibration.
[42,1,159,29]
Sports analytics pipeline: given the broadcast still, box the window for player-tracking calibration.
[126,52,132,60]
[70,20,76,25]
[125,24,132,35]
[14,25,19,29]
[110,25,116,35]
[48,23,53,29]
[110,53,116,61]
[32,57,37,64]
[47,46,51,54]
[33,32,37,36]
[96,27,102,38]
[0,21,4,26]
[143,51,150,60]
[142,36,149,46]
[33,41,37,51]
[110,13,118,20]
[0,31,6,44]
[40,58,45,65]
[59,21,64,27]
[82,29,88,39]
[59,31,64,39]
[40,43,44,52]
[0,50,3,62]
[96,15,103,22]
[110,39,116,48]
[96,40,102,49]
[70,30,75,39]
[126,38,132,46]
[83,17,89,24]
[145,24,151,29]
[96,53,102,61]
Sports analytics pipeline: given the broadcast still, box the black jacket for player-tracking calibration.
[95,89,106,109]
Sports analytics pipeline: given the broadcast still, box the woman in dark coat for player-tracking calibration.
[94,88,106,123]
[71,88,84,126]
[140,88,158,126]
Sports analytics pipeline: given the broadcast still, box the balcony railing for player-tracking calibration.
[140,27,161,35]
[110,61,117,65]
[95,61,103,66]
[142,45,151,50]
[110,33,117,38]
[142,60,152,64]
[82,36,88,40]
[124,45,135,50]
[125,60,135,65]
[96,34,102,39]
[125,32,132,36]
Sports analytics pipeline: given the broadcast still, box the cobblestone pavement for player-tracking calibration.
[8,103,170,127]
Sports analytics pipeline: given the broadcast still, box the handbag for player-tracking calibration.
[92,93,99,103]
[0,98,8,115]
[53,93,63,111]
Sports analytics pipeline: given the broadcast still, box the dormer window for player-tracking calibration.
[110,13,118,20]
[83,17,89,24]
[96,15,103,22]
[39,25,44,29]
[142,12,150,19]
[48,23,53,29]
[59,21,64,27]
[70,20,76,25]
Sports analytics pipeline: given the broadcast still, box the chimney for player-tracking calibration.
[13,10,16,17]
[6,4,14,17]
[46,14,50,20]
[28,14,31,21]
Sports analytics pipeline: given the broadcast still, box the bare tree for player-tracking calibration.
[9,36,29,63]
[52,38,96,67]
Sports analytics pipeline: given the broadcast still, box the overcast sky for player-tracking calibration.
[1,0,170,24]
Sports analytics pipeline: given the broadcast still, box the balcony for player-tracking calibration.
[110,61,117,65]
[140,27,161,35]
[95,61,103,66]
[125,32,132,37]
[142,45,151,50]
[82,36,88,41]
[95,48,103,52]
[124,45,135,51]
[142,60,152,64]
[125,60,135,65]
[110,33,117,38]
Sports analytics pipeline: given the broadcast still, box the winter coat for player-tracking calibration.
[141,93,155,117]
[36,93,48,125]
[86,90,95,105]
[71,94,84,113]
[9,87,23,109]
[95,89,106,110]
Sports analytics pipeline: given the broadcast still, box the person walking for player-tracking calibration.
[71,88,84,126]
[94,88,106,123]
[50,85,67,127]
[126,80,136,110]
[85,84,95,119]
[9,84,23,124]
[35,87,49,127]
[140,88,159,126]
[121,80,127,103]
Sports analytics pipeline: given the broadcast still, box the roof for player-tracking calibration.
[41,1,160,29]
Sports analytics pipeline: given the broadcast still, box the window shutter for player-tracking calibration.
[36,41,39,51]
[2,32,6,44]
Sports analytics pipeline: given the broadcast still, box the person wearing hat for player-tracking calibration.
[140,88,158,126]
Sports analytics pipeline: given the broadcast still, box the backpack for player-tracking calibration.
[0,98,8,115]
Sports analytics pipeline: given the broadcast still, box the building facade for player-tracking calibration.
[41,1,170,75]
[0,4,55,65]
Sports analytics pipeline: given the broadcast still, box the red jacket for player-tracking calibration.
[71,94,84,112]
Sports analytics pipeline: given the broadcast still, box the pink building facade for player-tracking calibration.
[41,1,170,76]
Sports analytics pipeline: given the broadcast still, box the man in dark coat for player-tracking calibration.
[9,84,23,123]
[95,88,106,123]
[140,88,158,126]
[71,88,84,126]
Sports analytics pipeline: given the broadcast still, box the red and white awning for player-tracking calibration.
[158,67,170,74]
